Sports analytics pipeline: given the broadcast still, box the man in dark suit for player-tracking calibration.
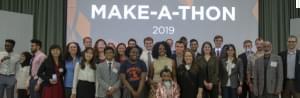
[213,35,224,58]
[190,39,201,58]
[253,41,283,98]
[172,40,185,67]
[238,40,255,98]
[279,35,300,98]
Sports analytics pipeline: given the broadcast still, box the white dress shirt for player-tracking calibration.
[0,51,20,75]
[72,63,96,94]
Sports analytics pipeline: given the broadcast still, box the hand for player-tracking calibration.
[49,79,57,85]
[151,82,158,90]
[197,93,203,98]
[237,86,243,95]
[208,83,213,90]
[26,89,30,95]
[248,83,253,93]
[1,56,10,62]
[218,85,222,95]
[70,94,76,98]
[106,90,113,96]
[34,84,40,92]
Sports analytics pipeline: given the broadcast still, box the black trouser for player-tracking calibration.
[17,89,29,98]
[240,81,256,98]
[64,87,72,98]
[77,80,95,98]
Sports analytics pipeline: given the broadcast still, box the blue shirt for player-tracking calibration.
[64,57,80,88]
[119,60,147,90]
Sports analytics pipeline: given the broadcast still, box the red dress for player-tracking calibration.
[42,64,64,98]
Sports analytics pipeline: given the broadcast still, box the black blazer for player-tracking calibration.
[171,53,179,67]
[238,52,248,81]
[37,58,66,86]
[278,50,300,92]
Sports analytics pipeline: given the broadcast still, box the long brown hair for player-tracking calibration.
[182,49,199,74]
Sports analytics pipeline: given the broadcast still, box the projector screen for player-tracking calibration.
[67,0,258,52]
[0,10,33,54]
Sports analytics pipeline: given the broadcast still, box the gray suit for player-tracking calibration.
[253,54,283,96]
[96,61,121,98]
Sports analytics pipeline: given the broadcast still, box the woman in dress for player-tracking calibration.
[37,44,65,98]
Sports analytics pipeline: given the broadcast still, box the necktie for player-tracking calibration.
[217,50,220,57]
[108,62,112,74]
[147,52,151,67]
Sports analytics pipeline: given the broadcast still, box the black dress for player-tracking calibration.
[177,64,203,98]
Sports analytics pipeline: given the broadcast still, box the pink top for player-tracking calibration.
[31,50,47,78]
[155,81,180,98]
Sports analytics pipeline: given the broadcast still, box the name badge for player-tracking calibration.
[270,61,277,67]
[112,68,118,73]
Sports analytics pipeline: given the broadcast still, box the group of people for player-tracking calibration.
[0,35,299,98]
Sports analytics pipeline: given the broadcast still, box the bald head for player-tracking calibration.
[263,41,272,54]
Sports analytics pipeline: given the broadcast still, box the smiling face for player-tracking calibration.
[129,48,139,61]
[4,42,14,53]
[84,49,94,62]
[214,38,223,48]
[175,43,185,55]
[84,38,92,48]
[128,41,136,48]
[105,49,114,61]
[161,71,172,81]
[69,43,78,55]
[190,41,198,52]
[20,54,26,63]
[158,44,166,56]
[184,51,193,65]
[287,37,297,50]
[117,44,126,55]
[226,47,235,57]
[144,40,153,51]
[97,41,106,53]
[203,44,212,55]
[255,40,264,51]
[51,48,61,58]
[263,42,272,54]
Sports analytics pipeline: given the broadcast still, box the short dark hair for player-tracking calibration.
[104,46,115,54]
[83,36,92,42]
[144,37,154,44]
[160,66,172,77]
[31,39,42,47]
[289,35,298,42]
[243,40,252,45]
[189,39,198,44]
[175,40,184,45]
[152,41,172,59]
[179,36,187,41]
[214,35,223,41]
[5,39,15,47]
[255,38,264,43]
[128,38,137,44]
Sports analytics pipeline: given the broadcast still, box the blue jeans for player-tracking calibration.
[29,78,40,98]
[222,87,237,98]
[0,74,16,98]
